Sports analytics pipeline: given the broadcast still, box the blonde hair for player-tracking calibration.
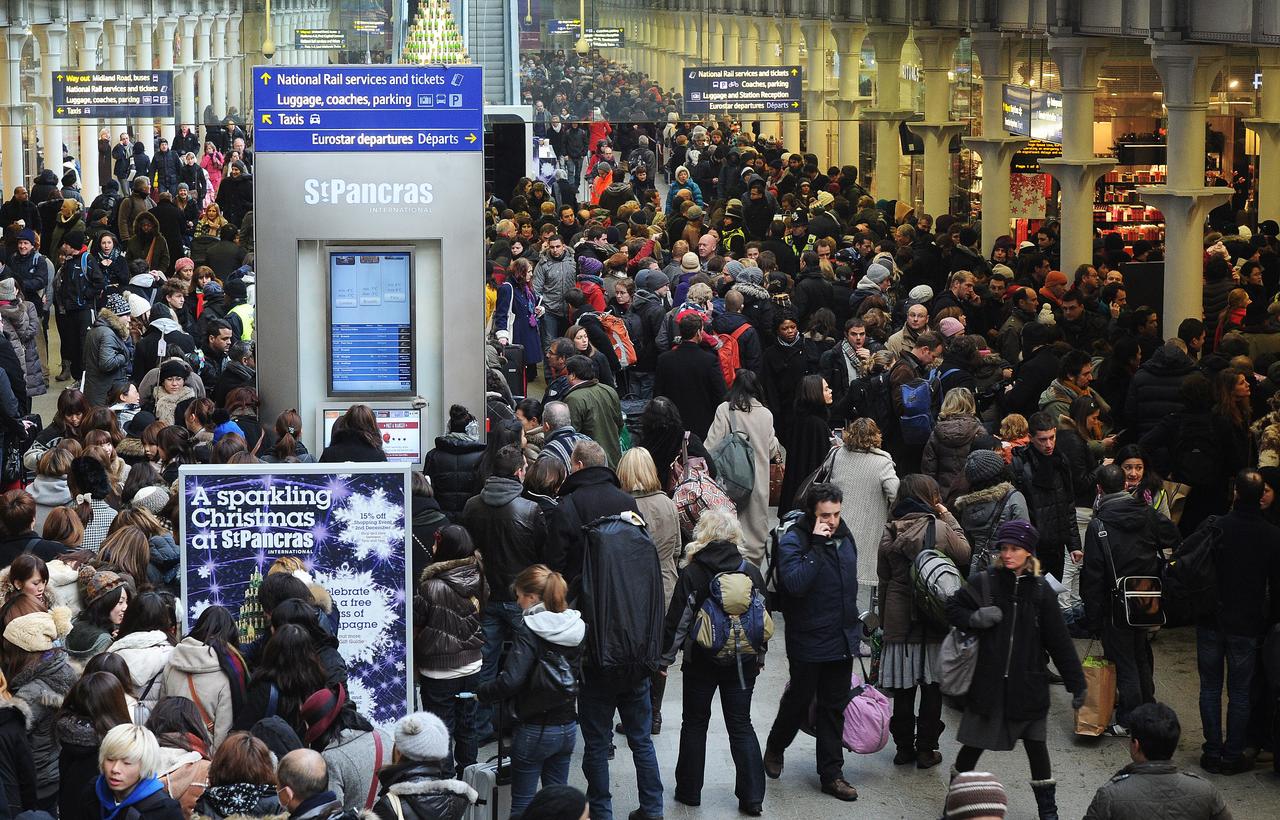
[998,413,1028,441]
[513,564,568,613]
[842,418,882,451]
[617,448,661,494]
[99,724,161,780]
[939,387,976,418]
[684,508,744,563]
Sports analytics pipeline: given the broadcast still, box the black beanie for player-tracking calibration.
[519,785,588,820]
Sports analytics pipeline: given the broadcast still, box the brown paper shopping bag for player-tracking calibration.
[1075,652,1117,736]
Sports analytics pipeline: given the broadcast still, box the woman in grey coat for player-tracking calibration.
[0,279,46,398]
[705,372,781,565]
[81,295,133,407]
[828,417,899,608]
[953,449,1030,575]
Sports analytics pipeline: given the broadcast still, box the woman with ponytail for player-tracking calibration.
[158,605,245,752]
[68,456,119,551]
[477,565,584,819]
[262,409,314,463]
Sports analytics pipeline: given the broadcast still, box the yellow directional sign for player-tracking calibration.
[465,133,477,144]
[260,71,272,84]
[261,113,272,124]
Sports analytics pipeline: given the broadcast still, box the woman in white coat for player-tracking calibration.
[106,591,177,722]
[705,371,781,565]
[828,417,900,610]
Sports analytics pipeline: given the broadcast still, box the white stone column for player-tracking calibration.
[107,21,128,144]
[213,15,230,118]
[738,18,760,135]
[751,19,779,139]
[780,20,802,152]
[0,27,29,195]
[1245,49,1280,222]
[721,15,740,65]
[963,29,1029,255]
[133,17,156,146]
[706,17,723,66]
[178,17,198,136]
[1040,36,1117,276]
[34,24,68,181]
[863,24,911,202]
[227,17,244,116]
[906,30,964,219]
[155,18,179,141]
[74,20,104,197]
[830,22,868,171]
[800,21,830,166]
[196,18,213,131]
[1139,42,1231,328]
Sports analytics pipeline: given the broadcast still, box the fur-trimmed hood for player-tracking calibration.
[385,778,478,802]
[955,480,1015,511]
[731,281,771,301]
[95,307,130,338]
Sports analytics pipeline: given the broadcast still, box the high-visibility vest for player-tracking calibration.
[228,302,255,341]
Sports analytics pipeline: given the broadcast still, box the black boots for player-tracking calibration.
[1031,779,1058,820]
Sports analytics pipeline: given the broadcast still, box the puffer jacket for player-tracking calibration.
[56,712,101,820]
[423,434,485,521]
[369,760,476,820]
[1081,492,1181,635]
[876,504,972,643]
[193,782,283,820]
[0,701,35,817]
[126,211,171,273]
[0,299,46,397]
[479,603,585,725]
[954,482,1030,572]
[158,637,234,750]
[460,477,547,604]
[1011,444,1081,554]
[945,568,1085,722]
[82,308,131,406]
[775,514,861,663]
[108,629,175,718]
[921,415,984,505]
[532,250,578,317]
[1124,343,1197,438]
[1083,761,1232,819]
[10,648,78,800]
[322,726,393,811]
[413,557,486,674]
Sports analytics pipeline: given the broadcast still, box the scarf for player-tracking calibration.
[839,340,862,383]
[514,281,538,328]
[95,774,165,820]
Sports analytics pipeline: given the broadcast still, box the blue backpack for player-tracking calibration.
[693,561,774,686]
[899,376,935,446]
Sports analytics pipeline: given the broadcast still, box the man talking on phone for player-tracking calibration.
[763,483,862,802]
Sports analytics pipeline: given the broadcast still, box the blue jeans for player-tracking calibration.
[1197,625,1259,760]
[478,601,524,737]
[675,661,765,806]
[418,672,480,778]
[509,722,576,818]
[579,675,664,820]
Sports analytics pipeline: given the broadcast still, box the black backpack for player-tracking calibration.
[848,370,894,433]
[1162,515,1222,627]
[578,511,664,682]
[1171,415,1218,487]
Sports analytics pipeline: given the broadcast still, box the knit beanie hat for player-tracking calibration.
[15,229,36,245]
[964,449,1005,486]
[944,771,1007,818]
[938,317,965,338]
[251,716,304,760]
[0,279,16,302]
[130,485,170,515]
[681,252,701,271]
[3,607,72,652]
[300,684,348,745]
[908,285,934,304]
[865,263,892,285]
[82,569,127,607]
[159,359,188,381]
[394,711,450,762]
[105,292,131,318]
[577,256,604,278]
[723,259,746,280]
[994,520,1039,555]
[635,270,667,293]
[736,267,764,287]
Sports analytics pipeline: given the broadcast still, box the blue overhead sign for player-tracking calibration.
[53,71,175,119]
[252,65,483,152]
[682,66,803,115]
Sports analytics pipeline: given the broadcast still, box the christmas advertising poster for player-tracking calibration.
[180,464,412,725]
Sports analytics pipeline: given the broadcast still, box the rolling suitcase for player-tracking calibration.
[502,344,527,399]
[463,704,512,820]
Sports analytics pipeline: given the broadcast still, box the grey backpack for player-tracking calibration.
[709,412,755,505]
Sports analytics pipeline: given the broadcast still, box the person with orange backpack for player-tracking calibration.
[712,290,763,380]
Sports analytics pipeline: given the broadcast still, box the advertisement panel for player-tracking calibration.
[318,404,425,464]
[180,464,412,725]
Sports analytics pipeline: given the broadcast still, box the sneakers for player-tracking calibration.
[820,778,859,802]
[763,748,784,779]
[1103,723,1130,738]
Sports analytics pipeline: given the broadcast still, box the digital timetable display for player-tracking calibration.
[328,250,414,395]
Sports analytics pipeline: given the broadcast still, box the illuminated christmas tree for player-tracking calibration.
[236,567,267,644]
[401,0,469,64]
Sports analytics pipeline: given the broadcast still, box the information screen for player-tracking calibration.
[329,251,413,395]
[320,406,424,464]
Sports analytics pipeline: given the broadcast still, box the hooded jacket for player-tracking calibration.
[596,180,638,218]
[954,481,1030,570]
[0,297,46,397]
[775,514,861,662]
[0,701,34,817]
[10,649,77,800]
[532,249,578,317]
[193,782,284,820]
[109,630,176,716]
[56,711,102,820]
[1124,343,1197,438]
[921,415,986,506]
[414,557,486,674]
[1081,492,1180,634]
[133,317,194,380]
[82,308,131,406]
[423,434,485,520]
[158,637,235,750]
[214,171,253,228]
[479,603,585,724]
[460,476,546,603]
[126,211,171,273]
[661,539,768,668]
[369,760,476,820]
[876,505,972,643]
[791,267,833,328]
[117,190,154,243]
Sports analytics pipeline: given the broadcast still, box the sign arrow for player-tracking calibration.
[791,101,799,108]
[261,113,272,124]
[790,68,798,76]
[56,106,64,114]
[260,71,271,85]
[56,74,64,81]
[465,133,477,144]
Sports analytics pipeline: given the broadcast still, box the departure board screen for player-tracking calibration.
[329,251,413,395]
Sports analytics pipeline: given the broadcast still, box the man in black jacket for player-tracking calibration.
[1059,288,1109,354]
[213,340,255,407]
[1194,469,1280,774]
[460,444,548,741]
[791,251,833,330]
[654,312,726,440]
[1082,465,1180,735]
[711,289,763,377]
[1124,340,1196,439]
[1011,412,1081,590]
[1002,322,1060,418]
